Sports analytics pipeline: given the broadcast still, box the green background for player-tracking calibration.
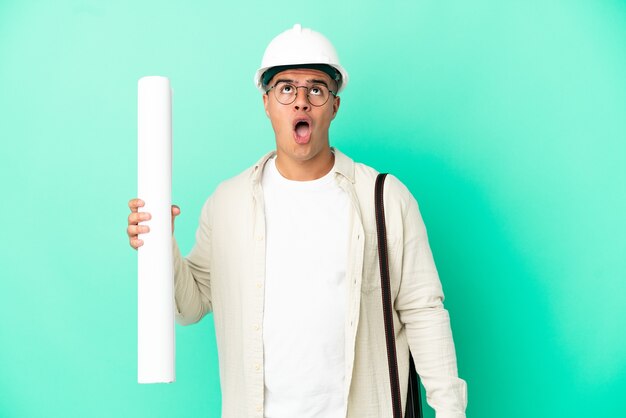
[1,0,625,417]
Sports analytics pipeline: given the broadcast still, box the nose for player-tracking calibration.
[293,86,310,111]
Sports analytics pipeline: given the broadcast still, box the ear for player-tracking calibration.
[331,96,341,121]
[262,93,270,118]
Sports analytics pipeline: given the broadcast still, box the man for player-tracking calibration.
[127,24,467,418]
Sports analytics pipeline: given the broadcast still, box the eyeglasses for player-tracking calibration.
[266,81,337,107]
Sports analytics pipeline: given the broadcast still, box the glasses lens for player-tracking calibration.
[307,85,329,106]
[274,82,296,105]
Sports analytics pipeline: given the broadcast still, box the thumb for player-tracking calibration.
[171,205,181,232]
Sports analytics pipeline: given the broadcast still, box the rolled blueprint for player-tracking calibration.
[137,76,175,383]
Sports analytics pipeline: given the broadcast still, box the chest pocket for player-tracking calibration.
[361,232,400,294]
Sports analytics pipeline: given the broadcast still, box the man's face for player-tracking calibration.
[262,68,340,166]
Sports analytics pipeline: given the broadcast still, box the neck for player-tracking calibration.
[274,148,334,181]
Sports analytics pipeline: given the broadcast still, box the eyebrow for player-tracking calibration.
[308,79,330,88]
[274,78,330,88]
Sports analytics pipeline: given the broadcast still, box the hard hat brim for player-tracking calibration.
[261,64,341,89]
[254,63,349,94]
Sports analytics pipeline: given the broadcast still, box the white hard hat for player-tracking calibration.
[254,24,349,94]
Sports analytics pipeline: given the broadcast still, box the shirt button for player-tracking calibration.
[256,405,262,412]
[255,363,261,371]
[256,282,262,288]
[254,324,260,331]
[256,235,264,241]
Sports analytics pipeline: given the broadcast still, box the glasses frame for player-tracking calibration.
[265,82,337,107]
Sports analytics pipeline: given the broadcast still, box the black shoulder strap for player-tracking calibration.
[375,173,423,418]
[375,173,403,417]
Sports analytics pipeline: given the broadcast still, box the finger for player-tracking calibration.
[128,198,145,212]
[172,205,181,217]
[130,237,144,249]
[128,211,151,225]
[127,225,150,237]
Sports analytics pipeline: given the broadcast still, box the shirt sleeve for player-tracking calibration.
[172,196,213,325]
[392,180,468,417]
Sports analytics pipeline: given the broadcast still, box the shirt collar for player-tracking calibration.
[250,147,355,185]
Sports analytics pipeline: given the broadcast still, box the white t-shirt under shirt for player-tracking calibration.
[261,156,350,418]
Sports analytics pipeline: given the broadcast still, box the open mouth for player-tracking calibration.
[293,119,311,144]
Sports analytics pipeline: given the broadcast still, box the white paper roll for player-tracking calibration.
[137,76,175,384]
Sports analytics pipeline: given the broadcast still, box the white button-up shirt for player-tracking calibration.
[173,148,467,418]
